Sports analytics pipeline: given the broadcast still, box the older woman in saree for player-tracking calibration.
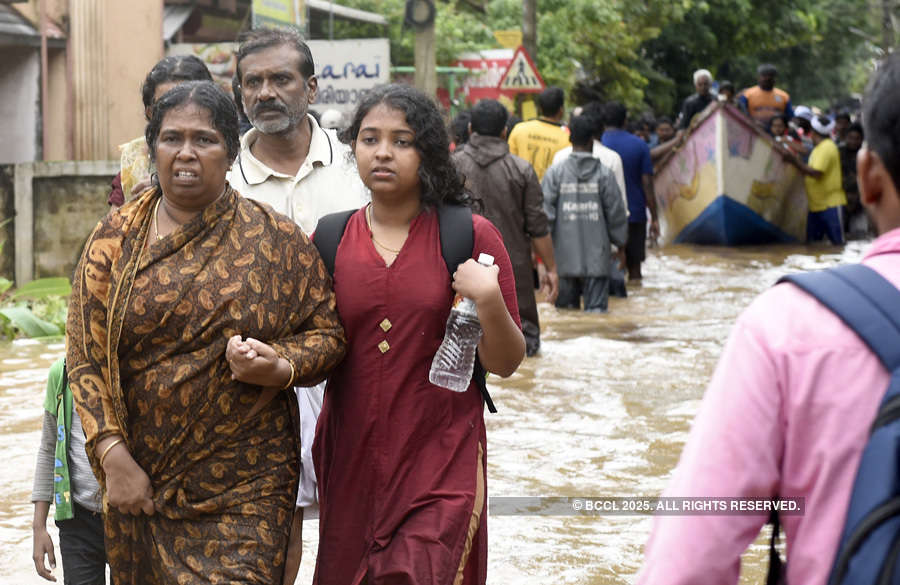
[66,80,346,585]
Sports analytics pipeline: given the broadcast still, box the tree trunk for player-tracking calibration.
[522,0,537,60]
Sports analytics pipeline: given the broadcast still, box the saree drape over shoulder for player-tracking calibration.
[67,186,346,585]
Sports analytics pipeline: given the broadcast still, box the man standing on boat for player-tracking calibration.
[738,64,795,126]
[637,51,900,585]
[797,115,848,245]
[677,69,715,131]
[602,102,659,281]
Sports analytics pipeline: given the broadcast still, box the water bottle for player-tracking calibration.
[429,253,495,392]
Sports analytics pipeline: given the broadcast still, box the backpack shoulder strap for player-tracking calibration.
[438,204,474,275]
[313,209,356,277]
[437,204,497,413]
[778,264,900,371]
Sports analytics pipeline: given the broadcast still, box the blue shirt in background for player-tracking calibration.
[602,129,654,223]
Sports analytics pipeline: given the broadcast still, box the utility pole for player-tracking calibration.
[408,0,438,97]
[522,0,537,60]
[414,22,437,96]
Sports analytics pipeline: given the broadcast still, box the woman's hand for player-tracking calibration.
[451,259,502,306]
[226,335,292,388]
[100,438,155,516]
[453,259,525,377]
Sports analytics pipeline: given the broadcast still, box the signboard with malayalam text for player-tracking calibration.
[168,38,389,126]
[307,38,390,120]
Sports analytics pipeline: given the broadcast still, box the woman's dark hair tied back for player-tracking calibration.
[141,55,213,114]
[145,81,241,165]
[341,83,471,210]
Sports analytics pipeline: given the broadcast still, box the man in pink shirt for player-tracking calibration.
[638,53,900,585]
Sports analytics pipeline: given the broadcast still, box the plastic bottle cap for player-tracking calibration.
[477,253,495,266]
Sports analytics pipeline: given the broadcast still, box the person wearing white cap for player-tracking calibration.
[796,114,847,244]
[790,105,815,158]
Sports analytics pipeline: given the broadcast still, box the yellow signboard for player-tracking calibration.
[252,0,305,29]
[493,30,523,49]
[521,100,537,121]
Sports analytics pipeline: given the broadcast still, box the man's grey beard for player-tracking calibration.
[250,106,304,135]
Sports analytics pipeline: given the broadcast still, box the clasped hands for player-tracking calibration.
[226,335,293,388]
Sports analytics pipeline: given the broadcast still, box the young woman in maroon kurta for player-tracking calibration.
[313,85,525,585]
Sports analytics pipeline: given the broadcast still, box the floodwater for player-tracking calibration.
[0,240,870,584]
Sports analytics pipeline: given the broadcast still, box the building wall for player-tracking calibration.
[43,48,69,161]
[0,47,40,164]
[69,0,163,160]
[104,0,164,156]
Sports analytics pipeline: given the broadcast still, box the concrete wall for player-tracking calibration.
[0,166,15,279]
[2,161,116,285]
[0,47,40,163]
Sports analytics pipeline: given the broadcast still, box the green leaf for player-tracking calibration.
[0,278,12,296]
[10,277,72,300]
[0,306,62,337]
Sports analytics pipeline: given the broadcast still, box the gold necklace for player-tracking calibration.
[153,198,164,240]
[366,204,402,255]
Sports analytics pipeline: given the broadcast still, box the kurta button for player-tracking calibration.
[378,340,390,353]
[380,318,392,332]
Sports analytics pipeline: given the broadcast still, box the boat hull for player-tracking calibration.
[653,104,808,245]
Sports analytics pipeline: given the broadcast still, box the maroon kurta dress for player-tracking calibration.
[313,207,520,585]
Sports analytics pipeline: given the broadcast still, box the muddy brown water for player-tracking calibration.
[0,241,870,584]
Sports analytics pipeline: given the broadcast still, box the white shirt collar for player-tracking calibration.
[235,113,338,185]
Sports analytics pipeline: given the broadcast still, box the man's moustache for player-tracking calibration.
[252,103,288,116]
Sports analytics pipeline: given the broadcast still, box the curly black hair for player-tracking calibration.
[146,81,240,165]
[340,84,471,209]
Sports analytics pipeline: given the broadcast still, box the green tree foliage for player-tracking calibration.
[644,0,878,117]
[324,0,883,115]
[320,0,495,66]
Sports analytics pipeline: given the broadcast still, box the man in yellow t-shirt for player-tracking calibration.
[798,115,847,244]
[507,86,570,181]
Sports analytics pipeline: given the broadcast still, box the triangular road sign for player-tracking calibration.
[497,46,545,93]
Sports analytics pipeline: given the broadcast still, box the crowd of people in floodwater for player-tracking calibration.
[27,24,900,585]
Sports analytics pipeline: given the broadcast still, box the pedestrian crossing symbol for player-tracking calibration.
[498,46,545,93]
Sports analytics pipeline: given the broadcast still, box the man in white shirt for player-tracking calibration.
[228,27,369,585]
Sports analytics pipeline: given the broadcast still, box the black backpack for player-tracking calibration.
[314,205,497,413]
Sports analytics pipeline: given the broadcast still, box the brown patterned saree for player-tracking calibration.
[67,186,346,585]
